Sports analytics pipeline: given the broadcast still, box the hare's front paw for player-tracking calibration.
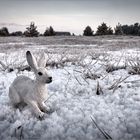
[38,111,45,119]
[39,102,50,113]
[41,106,50,113]
[42,106,54,114]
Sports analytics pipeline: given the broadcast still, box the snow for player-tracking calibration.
[0,36,140,140]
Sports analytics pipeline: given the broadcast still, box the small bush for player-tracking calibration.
[83,26,94,36]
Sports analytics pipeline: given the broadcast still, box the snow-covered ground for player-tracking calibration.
[0,36,140,140]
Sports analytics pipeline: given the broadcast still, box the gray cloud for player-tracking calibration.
[0,0,140,15]
[0,0,140,34]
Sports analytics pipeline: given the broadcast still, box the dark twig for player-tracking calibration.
[91,116,112,140]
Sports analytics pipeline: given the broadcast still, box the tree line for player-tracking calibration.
[0,22,140,37]
[0,22,56,37]
[83,22,140,36]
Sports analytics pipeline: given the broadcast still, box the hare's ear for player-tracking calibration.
[26,51,38,71]
[38,52,47,68]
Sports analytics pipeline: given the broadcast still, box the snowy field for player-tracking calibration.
[0,36,140,140]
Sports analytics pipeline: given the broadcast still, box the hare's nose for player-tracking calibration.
[49,77,52,80]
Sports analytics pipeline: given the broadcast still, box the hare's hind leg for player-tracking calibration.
[9,86,21,106]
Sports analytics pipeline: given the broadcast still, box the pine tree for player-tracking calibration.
[49,26,55,36]
[133,23,140,35]
[24,22,39,37]
[83,26,93,36]
[114,23,123,35]
[107,27,113,35]
[96,23,113,35]
[0,27,9,36]
[96,23,109,35]
[44,26,55,36]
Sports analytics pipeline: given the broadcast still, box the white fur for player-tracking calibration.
[9,51,52,119]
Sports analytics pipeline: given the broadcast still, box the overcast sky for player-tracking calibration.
[0,0,140,34]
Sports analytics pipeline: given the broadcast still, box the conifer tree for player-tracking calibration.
[114,23,123,35]
[96,23,110,35]
[83,26,93,36]
[24,22,39,37]
[0,27,9,36]
[44,26,55,36]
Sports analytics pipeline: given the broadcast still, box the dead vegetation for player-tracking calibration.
[106,64,126,73]
[0,47,139,96]
[91,116,112,139]
[127,57,140,75]
[96,81,104,95]
[108,75,130,93]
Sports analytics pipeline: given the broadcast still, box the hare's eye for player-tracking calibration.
[38,72,43,76]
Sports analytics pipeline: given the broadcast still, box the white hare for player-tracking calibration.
[9,51,52,119]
